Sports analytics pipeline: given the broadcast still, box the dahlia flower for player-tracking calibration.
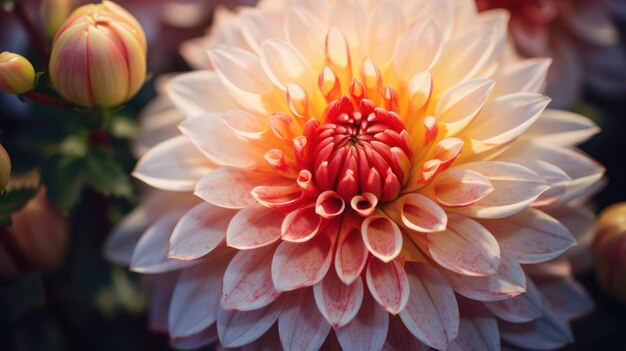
[476,0,626,108]
[106,0,604,349]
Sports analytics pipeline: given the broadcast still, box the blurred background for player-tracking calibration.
[0,0,625,350]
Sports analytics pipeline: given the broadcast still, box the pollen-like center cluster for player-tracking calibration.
[308,96,414,203]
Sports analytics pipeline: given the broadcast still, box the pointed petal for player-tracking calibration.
[484,276,543,323]
[131,213,199,273]
[260,40,314,91]
[383,316,430,351]
[170,325,218,351]
[222,244,281,311]
[194,167,261,209]
[478,208,576,264]
[441,249,526,301]
[335,218,369,285]
[538,277,593,321]
[448,307,499,351]
[432,168,494,207]
[435,79,495,136]
[365,1,405,65]
[362,215,403,262]
[133,136,213,191]
[450,161,549,219]
[313,268,364,329]
[167,71,238,119]
[394,18,443,78]
[169,202,234,260]
[226,204,283,250]
[335,292,389,351]
[499,301,573,350]
[272,234,333,291]
[286,8,326,68]
[278,288,331,351]
[492,57,551,96]
[179,114,259,169]
[169,255,229,337]
[399,263,459,350]
[524,109,600,146]
[366,259,410,315]
[428,214,500,276]
[217,299,285,348]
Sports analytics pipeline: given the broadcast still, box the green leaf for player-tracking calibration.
[41,155,86,212]
[0,187,38,226]
[83,149,132,199]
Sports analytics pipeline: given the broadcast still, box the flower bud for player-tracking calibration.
[40,0,73,39]
[0,52,36,95]
[49,1,147,108]
[594,203,626,302]
[0,145,10,192]
[9,188,68,273]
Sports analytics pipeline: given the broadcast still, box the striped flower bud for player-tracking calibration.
[49,1,147,108]
[0,52,35,95]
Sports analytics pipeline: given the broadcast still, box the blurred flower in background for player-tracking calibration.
[0,144,10,192]
[0,52,35,95]
[476,0,626,108]
[594,203,626,303]
[107,0,604,349]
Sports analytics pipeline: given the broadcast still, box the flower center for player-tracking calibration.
[310,96,414,203]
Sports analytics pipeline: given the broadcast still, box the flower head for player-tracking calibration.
[594,203,626,302]
[49,0,147,108]
[0,51,35,95]
[109,0,604,349]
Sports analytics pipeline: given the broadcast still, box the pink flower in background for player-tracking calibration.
[106,0,604,349]
[476,0,626,108]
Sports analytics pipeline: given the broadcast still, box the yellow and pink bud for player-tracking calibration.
[49,1,147,108]
[0,52,36,95]
[594,203,626,303]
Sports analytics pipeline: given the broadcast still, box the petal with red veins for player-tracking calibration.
[314,268,364,329]
[221,243,281,311]
[335,292,389,351]
[217,298,285,348]
[278,288,331,351]
[272,234,333,291]
[252,184,302,210]
[449,161,549,219]
[366,259,409,315]
[335,219,369,285]
[166,70,238,119]
[226,204,283,250]
[432,168,494,207]
[478,208,576,264]
[484,274,543,323]
[194,167,261,209]
[440,249,526,301]
[169,255,229,337]
[133,136,213,192]
[428,214,500,276]
[316,191,345,219]
[435,78,495,136]
[389,193,448,233]
[394,18,443,78]
[179,114,258,168]
[168,202,234,260]
[399,263,459,350]
[282,205,322,243]
[131,213,200,273]
[361,215,402,262]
